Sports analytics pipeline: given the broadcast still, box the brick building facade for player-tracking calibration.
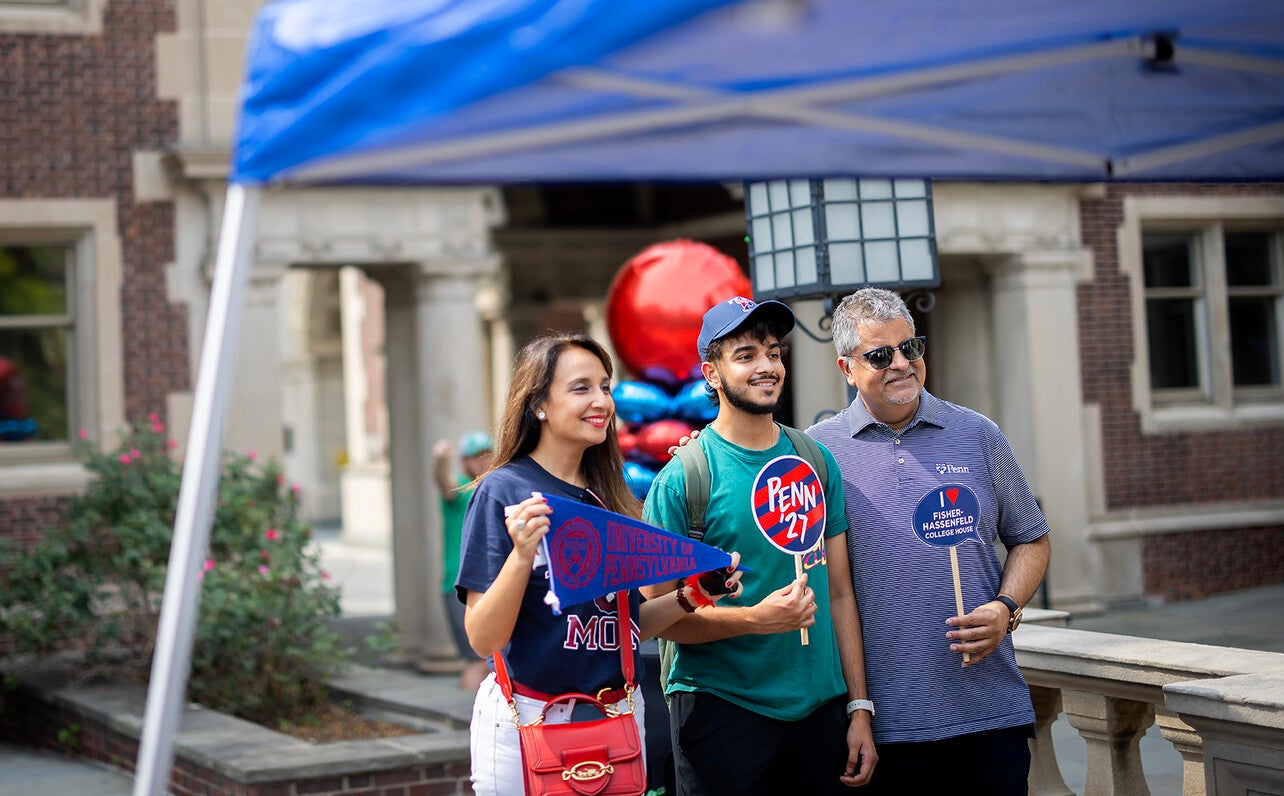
[1079,183,1284,601]
[1,1,183,555]
[2,1,1282,648]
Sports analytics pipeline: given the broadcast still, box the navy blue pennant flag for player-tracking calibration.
[539,493,735,614]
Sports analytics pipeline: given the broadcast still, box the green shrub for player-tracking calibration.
[0,416,348,726]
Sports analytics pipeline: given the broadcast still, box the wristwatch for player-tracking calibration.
[995,594,1022,634]
[845,698,875,718]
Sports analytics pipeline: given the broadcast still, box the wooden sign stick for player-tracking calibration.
[795,554,809,646]
[949,546,970,663]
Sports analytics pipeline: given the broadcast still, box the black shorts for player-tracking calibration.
[668,691,851,796]
[861,724,1034,796]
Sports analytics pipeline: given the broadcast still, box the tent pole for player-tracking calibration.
[132,183,262,796]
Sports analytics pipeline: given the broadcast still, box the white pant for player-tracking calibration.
[469,671,647,795]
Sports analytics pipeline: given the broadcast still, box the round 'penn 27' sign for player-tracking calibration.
[751,455,826,554]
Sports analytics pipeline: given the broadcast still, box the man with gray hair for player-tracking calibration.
[807,286,1050,795]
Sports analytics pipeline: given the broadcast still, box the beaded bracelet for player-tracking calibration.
[675,586,698,613]
[682,576,717,608]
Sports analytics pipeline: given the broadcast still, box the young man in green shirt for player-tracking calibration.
[644,297,876,795]
[432,430,492,691]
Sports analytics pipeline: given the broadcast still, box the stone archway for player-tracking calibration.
[233,186,504,667]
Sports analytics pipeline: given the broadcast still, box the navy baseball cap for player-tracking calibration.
[697,296,796,361]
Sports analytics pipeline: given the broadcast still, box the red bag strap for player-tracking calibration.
[494,590,635,711]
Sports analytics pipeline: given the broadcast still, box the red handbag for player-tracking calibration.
[494,591,646,796]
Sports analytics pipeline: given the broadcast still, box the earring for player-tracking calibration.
[537,411,546,420]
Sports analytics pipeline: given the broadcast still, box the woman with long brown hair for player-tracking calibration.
[456,332,739,795]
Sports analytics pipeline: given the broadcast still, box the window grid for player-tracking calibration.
[1141,226,1284,407]
[746,179,937,299]
[0,244,74,445]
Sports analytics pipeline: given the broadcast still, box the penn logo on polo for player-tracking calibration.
[750,455,826,554]
[936,462,971,475]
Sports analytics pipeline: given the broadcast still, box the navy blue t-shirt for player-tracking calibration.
[455,456,642,696]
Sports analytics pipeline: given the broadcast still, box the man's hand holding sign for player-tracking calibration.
[913,483,1021,667]
[913,483,986,664]
[751,454,827,645]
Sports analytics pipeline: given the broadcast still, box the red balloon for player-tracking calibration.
[618,429,639,458]
[635,419,697,465]
[606,240,750,386]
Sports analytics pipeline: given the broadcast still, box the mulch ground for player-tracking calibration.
[278,702,420,744]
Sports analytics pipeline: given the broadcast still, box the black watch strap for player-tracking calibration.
[995,594,1021,633]
[994,595,1019,616]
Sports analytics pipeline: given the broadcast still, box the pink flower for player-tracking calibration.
[148,411,159,424]
[203,559,215,571]
[78,428,89,440]
[246,449,258,462]
[291,483,302,497]
[265,529,279,541]
[166,439,177,450]
[321,571,331,581]
[276,475,287,486]
[119,453,132,465]
[130,448,142,460]
[258,565,270,576]
[152,422,165,434]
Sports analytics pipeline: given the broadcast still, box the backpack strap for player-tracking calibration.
[673,426,826,540]
[671,434,711,542]
[781,425,828,486]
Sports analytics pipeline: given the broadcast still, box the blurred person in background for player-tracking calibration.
[433,430,493,691]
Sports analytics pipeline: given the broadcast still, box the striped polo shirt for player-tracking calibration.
[807,389,1048,744]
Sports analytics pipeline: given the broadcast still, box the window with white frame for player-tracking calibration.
[0,0,105,35]
[0,244,73,445]
[1124,195,1284,431]
[0,199,124,494]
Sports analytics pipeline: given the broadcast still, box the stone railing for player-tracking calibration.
[1014,616,1284,796]
[7,621,1283,795]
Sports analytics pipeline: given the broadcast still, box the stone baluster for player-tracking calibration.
[1028,685,1075,796]
[1155,708,1206,796]
[1062,691,1155,795]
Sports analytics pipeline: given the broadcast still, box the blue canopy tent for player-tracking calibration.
[134,1,1284,792]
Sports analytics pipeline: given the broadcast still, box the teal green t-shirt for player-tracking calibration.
[642,424,849,722]
[440,473,475,593]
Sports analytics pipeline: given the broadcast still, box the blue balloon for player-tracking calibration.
[613,381,671,425]
[670,378,717,423]
[623,460,659,498]
[623,461,659,499]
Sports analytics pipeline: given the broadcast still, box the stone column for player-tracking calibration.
[1063,690,1155,795]
[380,258,496,669]
[986,252,1096,611]
[222,261,288,462]
[1028,685,1075,796]
[338,266,392,547]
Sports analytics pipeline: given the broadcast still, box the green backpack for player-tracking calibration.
[656,426,829,693]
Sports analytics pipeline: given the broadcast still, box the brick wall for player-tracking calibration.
[0,494,68,551]
[0,681,475,796]
[0,495,70,654]
[0,0,186,452]
[1078,183,1284,600]
[1141,526,1284,602]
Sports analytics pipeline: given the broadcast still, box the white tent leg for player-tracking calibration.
[132,183,261,796]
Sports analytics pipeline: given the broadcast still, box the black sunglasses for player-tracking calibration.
[857,336,926,371]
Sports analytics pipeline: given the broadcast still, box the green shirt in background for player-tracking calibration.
[441,473,474,594]
[642,424,849,722]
